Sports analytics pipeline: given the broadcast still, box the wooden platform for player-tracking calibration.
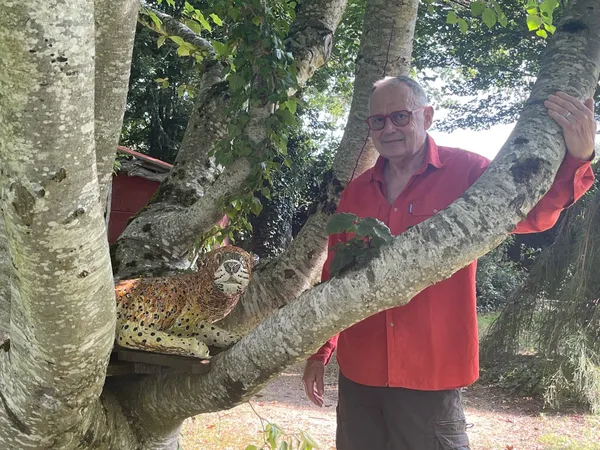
[107,346,213,376]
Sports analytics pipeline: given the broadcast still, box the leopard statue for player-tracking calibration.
[114,246,254,358]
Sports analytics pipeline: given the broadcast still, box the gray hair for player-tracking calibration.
[370,76,429,108]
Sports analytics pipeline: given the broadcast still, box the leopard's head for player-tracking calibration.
[204,246,255,296]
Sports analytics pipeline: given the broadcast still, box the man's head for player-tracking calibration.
[367,76,434,163]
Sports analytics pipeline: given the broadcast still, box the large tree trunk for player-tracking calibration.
[0,0,599,448]
[0,1,117,447]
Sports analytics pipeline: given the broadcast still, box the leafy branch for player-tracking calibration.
[326,213,393,278]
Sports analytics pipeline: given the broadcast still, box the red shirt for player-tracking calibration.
[309,136,594,390]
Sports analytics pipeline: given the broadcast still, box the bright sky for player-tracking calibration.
[429,122,516,161]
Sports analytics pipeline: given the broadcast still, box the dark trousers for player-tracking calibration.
[336,372,470,450]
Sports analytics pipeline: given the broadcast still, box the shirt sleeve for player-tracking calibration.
[513,152,595,234]
[307,191,349,365]
[467,151,595,234]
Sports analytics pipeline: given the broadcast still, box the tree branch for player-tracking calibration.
[113,0,349,279]
[94,0,140,211]
[139,3,216,60]
[0,1,116,444]
[119,0,600,423]
[0,211,9,338]
[219,0,420,332]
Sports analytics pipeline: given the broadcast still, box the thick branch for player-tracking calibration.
[113,0,349,279]
[0,212,9,337]
[0,2,116,445]
[139,4,216,60]
[95,0,140,210]
[121,0,600,422]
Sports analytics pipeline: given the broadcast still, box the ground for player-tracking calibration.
[180,314,600,449]
[180,359,600,450]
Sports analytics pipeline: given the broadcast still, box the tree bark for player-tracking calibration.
[113,0,349,279]
[0,1,116,446]
[115,0,600,423]
[219,0,420,333]
[94,0,140,211]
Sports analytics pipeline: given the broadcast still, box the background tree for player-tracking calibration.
[1,0,599,449]
[481,170,600,412]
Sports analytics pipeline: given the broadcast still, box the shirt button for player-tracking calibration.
[393,207,398,212]
[433,209,438,213]
[390,322,394,327]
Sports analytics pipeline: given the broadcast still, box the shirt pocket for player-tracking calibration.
[406,200,445,227]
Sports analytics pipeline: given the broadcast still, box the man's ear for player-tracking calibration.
[424,106,434,130]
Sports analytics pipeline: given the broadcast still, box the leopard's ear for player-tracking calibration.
[250,253,260,268]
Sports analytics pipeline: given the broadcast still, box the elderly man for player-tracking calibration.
[303,76,595,449]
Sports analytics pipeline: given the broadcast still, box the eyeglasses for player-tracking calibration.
[365,106,426,131]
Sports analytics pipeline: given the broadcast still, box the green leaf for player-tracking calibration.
[157,35,166,48]
[527,14,543,31]
[252,16,262,26]
[212,40,228,56]
[457,18,468,33]
[209,13,223,26]
[300,432,318,450]
[169,36,185,46]
[326,213,358,235]
[177,84,186,97]
[482,8,497,28]
[275,108,296,126]
[251,197,263,216]
[177,46,191,57]
[536,29,548,38]
[279,441,289,450]
[228,74,245,91]
[498,14,508,27]
[545,23,556,33]
[446,11,458,24]
[244,446,258,450]
[470,1,486,17]
[184,19,202,35]
[147,10,162,30]
[196,12,212,32]
[166,0,175,6]
[355,217,393,244]
[284,99,297,114]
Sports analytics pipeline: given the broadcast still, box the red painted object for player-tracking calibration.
[107,147,172,244]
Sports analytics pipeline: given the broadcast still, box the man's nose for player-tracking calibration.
[382,116,398,132]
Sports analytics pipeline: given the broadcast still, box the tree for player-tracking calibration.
[0,1,599,449]
[481,170,600,412]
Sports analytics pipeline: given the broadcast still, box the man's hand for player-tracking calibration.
[545,92,596,161]
[303,360,325,407]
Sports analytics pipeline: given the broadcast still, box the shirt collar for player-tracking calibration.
[371,134,443,183]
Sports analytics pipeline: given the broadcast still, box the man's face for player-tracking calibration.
[368,83,433,162]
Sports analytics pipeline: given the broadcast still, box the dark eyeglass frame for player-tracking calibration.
[365,106,427,131]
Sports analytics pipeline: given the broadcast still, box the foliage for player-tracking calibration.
[476,236,526,313]
[121,22,197,163]
[481,183,600,412]
[326,213,393,278]
[244,404,319,450]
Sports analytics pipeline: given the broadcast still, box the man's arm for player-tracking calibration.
[517,93,596,233]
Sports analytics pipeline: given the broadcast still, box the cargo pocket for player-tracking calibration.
[435,419,470,450]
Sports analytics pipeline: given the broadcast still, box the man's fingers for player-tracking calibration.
[316,373,325,397]
[554,91,589,113]
[584,97,595,113]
